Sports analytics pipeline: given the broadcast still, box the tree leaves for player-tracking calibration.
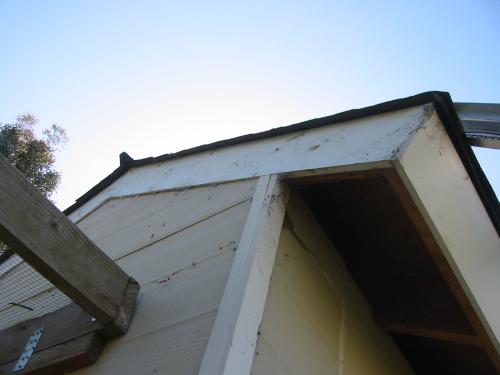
[1,113,67,261]
[0,113,67,199]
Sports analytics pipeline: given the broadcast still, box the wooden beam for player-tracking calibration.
[372,280,474,331]
[199,175,289,375]
[384,168,500,371]
[0,297,142,374]
[372,279,480,346]
[0,304,103,366]
[0,332,105,375]
[0,154,139,333]
[297,166,499,372]
[378,320,481,346]
[286,165,394,186]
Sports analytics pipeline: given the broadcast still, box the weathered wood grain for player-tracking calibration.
[0,304,102,366]
[0,332,105,375]
[0,154,138,333]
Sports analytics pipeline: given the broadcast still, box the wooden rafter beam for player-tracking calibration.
[371,279,479,346]
[383,168,500,371]
[378,320,481,346]
[0,154,139,335]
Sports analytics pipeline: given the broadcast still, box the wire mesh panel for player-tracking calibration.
[0,253,71,331]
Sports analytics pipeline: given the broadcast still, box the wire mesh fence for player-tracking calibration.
[0,252,71,331]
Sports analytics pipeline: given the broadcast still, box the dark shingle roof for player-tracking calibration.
[64,91,500,235]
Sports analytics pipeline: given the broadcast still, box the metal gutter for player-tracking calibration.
[455,102,500,149]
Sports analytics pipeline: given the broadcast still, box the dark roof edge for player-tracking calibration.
[64,91,500,235]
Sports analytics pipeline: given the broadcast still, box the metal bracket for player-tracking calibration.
[12,327,44,372]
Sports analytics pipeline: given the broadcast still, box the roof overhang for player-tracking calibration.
[62,91,499,373]
[65,92,499,236]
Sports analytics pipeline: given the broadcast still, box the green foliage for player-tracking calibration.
[0,113,67,198]
[0,113,67,259]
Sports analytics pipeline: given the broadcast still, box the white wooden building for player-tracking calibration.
[1,91,499,374]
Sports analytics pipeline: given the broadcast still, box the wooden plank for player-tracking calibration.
[0,154,139,333]
[1,246,235,374]
[115,200,251,287]
[76,179,256,260]
[379,321,481,346]
[68,105,430,221]
[63,179,255,374]
[0,182,249,332]
[299,168,498,374]
[371,279,479,346]
[198,175,289,375]
[0,332,105,375]
[107,250,235,346]
[387,154,500,371]
[286,164,394,186]
[0,304,103,366]
[67,252,234,374]
[0,218,238,324]
[99,279,139,339]
[371,277,480,346]
[391,111,500,360]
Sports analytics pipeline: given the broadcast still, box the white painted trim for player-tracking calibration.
[394,111,500,355]
[68,105,432,221]
[282,160,393,180]
[198,175,289,375]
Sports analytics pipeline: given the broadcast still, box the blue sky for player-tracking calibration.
[1,1,499,209]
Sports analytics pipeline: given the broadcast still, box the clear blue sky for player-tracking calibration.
[1,1,499,209]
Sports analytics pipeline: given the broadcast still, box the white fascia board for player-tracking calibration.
[69,104,433,222]
[394,110,500,354]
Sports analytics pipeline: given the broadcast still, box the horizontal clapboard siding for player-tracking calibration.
[71,311,218,375]
[116,202,250,288]
[0,179,255,335]
[67,178,256,375]
[76,179,257,260]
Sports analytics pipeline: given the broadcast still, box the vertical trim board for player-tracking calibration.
[199,175,289,375]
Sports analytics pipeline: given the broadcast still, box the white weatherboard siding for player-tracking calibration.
[395,111,500,353]
[69,105,432,222]
[67,179,257,375]
[251,191,414,375]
